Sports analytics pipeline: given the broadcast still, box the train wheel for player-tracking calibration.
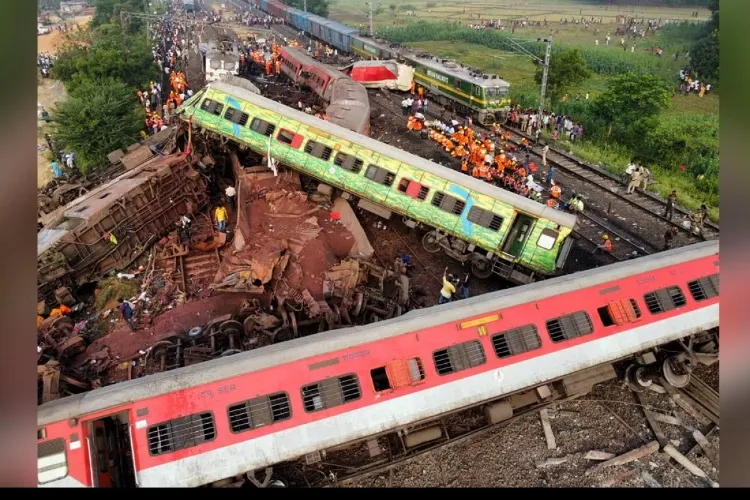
[471,256,493,279]
[625,363,651,393]
[422,231,441,253]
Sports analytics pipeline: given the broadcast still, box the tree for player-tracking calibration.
[593,73,671,138]
[52,78,145,174]
[91,0,146,27]
[690,29,719,81]
[281,0,329,18]
[389,4,397,15]
[534,49,590,105]
[52,23,159,93]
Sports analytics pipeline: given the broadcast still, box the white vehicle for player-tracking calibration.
[37,24,51,35]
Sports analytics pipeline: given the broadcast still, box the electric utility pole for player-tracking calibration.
[368,2,374,36]
[303,0,307,12]
[502,36,552,119]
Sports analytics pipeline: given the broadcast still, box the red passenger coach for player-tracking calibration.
[37,241,719,488]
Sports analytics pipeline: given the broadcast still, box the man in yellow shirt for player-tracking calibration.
[439,267,456,305]
[215,205,228,232]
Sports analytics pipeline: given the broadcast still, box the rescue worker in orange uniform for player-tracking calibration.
[265,60,272,75]
[410,80,416,95]
[592,234,613,254]
[461,159,469,173]
[274,59,281,74]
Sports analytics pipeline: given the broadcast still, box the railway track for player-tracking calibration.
[366,89,655,262]
[498,124,719,241]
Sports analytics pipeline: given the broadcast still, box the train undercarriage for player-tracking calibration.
[201,328,718,488]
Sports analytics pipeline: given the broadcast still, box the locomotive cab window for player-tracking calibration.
[433,340,487,375]
[365,164,395,187]
[302,374,361,413]
[147,412,216,456]
[224,107,249,126]
[250,117,276,137]
[643,286,687,314]
[597,299,642,327]
[467,206,503,232]
[334,152,364,174]
[546,311,594,343]
[38,438,68,484]
[688,274,720,301]
[491,324,542,358]
[228,392,291,433]
[200,98,224,116]
[432,192,466,215]
[537,228,559,250]
[304,140,333,161]
[371,358,425,392]
[397,179,430,200]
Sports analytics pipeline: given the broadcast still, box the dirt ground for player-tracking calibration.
[347,363,720,488]
[37,15,92,54]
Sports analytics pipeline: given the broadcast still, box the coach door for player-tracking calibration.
[502,214,535,258]
[84,411,138,487]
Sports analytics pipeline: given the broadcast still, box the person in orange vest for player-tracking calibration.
[592,234,613,254]
[549,180,562,200]
[49,304,72,317]
[265,60,272,75]
[461,159,469,173]
[546,197,559,209]
[471,164,481,178]
[410,80,416,95]
[274,59,281,74]
[417,86,424,99]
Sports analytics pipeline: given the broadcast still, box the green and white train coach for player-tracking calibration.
[177,82,577,284]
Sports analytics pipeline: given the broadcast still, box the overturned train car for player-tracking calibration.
[37,153,209,305]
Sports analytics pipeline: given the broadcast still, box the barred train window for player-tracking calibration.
[467,206,503,232]
[334,152,364,174]
[147,412,216,456]
[546,311,594,343]
[688,274,720,302]
[433,340,486,375]
[301,374,361,413]
[491,324,542,358]
[200,98,224,116]
[597,299,642,327]
[228,392,291,433]
[643,286,687,314]
[38,439,68,484]
[304,140,333,161]
[250,117,276,137]
[431,192,466,215]
[223,107,249,126]
[371,358,425,392]
[365,165,395,187]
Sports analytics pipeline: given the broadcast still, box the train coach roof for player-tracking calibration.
[282,46,349,81]
[324,20,359,35]
[208,81,577,228]
[411,55,511,88]
[37,240,718,425]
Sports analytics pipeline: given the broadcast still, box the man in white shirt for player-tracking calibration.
[225,185,237,210]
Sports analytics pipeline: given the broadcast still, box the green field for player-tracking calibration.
[329,0,711,31]
[328,0,719,220]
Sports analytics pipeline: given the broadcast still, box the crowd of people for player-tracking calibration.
[37,52,55,79]
[678,68,711,97]
[506,106,584,145]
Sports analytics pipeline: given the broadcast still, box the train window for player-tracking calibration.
[546,311,594,343]
[643,286,687,314]
[491,324,542,358]
[250,118,276,137]
[224,107,249,126]
[200,98,224,116]
[365,165,396,187]
[147,412,216,456]
[334,152,364,174]
[224,61,235,71]
[431,192,466,215]
[304,140,334,161]
[597,299,642,327]
[277,129,302,148]
[371,358,425,392]
[301,374,361,412]
[397,179,430,200]
[38,438,68,484]
[688,274,720,301]
[227,392,292,433]
[209,59,222,70]
[467,206,503,232]
[37,428,46,440]
[537,228,559,250]
[433,340,486,376]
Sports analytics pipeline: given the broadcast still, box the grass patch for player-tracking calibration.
[94,276,140,311]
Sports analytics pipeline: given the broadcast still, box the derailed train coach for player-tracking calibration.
[176,82,577,283]
[37,153,209,306]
